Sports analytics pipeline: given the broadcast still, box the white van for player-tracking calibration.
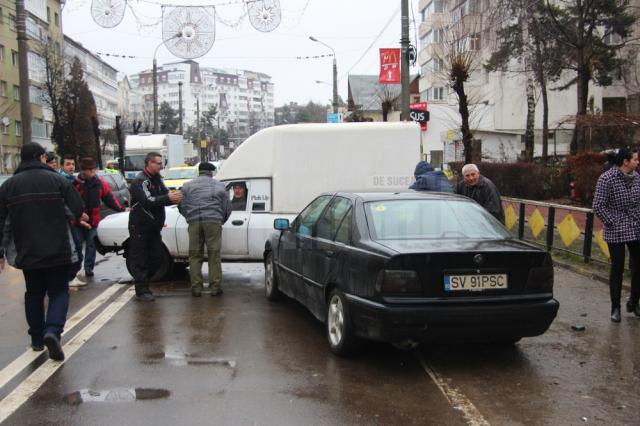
[96,122,421,276]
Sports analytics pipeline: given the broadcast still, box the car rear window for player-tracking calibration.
[365,199,511,240]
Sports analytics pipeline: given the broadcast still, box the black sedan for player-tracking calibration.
[264,192,559,355]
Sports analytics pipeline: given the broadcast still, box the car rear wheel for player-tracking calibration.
[264,252,281,301]
[326,290,359,356]
[125,242,174,282]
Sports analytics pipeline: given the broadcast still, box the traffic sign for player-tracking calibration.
[327,113,342,123]
[410,102,429,131]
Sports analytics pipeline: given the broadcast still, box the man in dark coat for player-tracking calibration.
[0,143,84,361]
[128,152,182,301]
[409,161,453,192]
[455,163,505,223]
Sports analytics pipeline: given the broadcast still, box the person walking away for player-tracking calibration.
[0,143,84,361]
[128,152,182,301]
[592,147,640,322]
[455,163,505,223]
[409,160,453,192]
[179,162,231,297]
[70,157,125,285]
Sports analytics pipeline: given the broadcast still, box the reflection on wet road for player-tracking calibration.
[0,256,638,425]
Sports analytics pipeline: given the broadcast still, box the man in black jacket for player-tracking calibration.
[0,143,84,361]
[128,152,182,301]
[455,163,505,224]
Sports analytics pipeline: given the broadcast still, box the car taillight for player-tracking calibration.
[376,270,421,295]
[526,254,554,292]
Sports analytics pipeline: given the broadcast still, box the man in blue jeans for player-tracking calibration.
[71,157,125,286]
[0,143,84,361]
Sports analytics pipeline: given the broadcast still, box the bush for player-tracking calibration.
[448,161,570,200]
[565,152,606,205]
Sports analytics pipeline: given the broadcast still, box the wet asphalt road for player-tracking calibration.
[0,255,639,425]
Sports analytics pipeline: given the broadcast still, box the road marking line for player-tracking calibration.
[0,287,134,423]
[416,352,490,426]
[0,284,124,391]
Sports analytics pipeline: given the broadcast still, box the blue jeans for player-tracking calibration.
[23,264,71,346]
[80,227,98,273]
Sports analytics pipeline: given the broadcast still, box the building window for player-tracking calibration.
[13,85,20,101]
[9,15,16,31]
[11,50,18,66]
[469,34,481,51]
[32,119,46,138]
[15,121,22,137]
[47,6,50,22]
[433,0,444,13]
[0,45,4,62]
[434,29,444,43]
[54,12,59,26]
[0,81,6,97]
[1,122,8,135]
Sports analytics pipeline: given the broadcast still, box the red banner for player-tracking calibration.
[379,48,401,84]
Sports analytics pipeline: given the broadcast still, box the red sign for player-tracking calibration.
[379,48,401,84]
[410,102,429,131]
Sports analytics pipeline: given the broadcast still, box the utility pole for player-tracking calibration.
[152,58,158,133]
[178,82,183,134]
[115,115,124,174]
[400,0,410,121]
[15,0,32,144]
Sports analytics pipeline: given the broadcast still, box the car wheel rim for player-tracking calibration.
[265,259,273,293]
[328,296,344,347]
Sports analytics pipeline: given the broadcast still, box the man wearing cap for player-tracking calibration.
[45,152,58,171]
[0,142,84,361]
[71,157,126,285]
[231,182,247,211]
[179,162,231,297]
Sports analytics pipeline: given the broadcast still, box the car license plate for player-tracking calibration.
[444,274,508,292]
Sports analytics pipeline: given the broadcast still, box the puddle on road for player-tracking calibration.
[64,388,170,405]
[144,351,237,368]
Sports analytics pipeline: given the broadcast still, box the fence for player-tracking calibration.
[502,197,610,266]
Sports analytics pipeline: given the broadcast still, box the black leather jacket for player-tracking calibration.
[128,170,171,231]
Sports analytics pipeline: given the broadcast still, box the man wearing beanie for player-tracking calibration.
[0,142,84,361]
[178,162,231,297]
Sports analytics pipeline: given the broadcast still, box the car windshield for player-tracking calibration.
[365,199,511,240]
[163,168,196,180]
[124,155,145,171]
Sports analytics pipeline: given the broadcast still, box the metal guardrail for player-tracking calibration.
[502,197,602,265]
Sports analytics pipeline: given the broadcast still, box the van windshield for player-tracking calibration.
[124,155,145,171]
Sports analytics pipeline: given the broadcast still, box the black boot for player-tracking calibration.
[611,307,621,323]
[626,300,640,317]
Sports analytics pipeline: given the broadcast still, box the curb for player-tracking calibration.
[554,259,632,290]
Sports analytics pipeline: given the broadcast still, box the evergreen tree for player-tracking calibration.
[158,101,179,134]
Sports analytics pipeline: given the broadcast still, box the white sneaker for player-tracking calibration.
[69,277,88,287]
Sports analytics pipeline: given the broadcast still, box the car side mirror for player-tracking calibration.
[273,218,290,230]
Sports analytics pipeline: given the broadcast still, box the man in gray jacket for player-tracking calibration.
[178,162,232,297]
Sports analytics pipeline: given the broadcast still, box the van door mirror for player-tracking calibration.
[273,218,290,230]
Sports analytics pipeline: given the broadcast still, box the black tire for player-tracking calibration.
[326,289,359,356]
[264,252,282,301]
[125,242,174,282]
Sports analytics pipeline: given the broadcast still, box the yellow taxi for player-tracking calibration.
[162,165,198,190]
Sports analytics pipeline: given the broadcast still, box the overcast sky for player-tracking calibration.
[61,0,420,106]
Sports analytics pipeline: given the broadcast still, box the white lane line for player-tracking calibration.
[0,287,135,423]
[0,284,124,391]
[416,352,490,426]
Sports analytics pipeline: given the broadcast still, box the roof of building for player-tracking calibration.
[348,74,418,112]
[63,35,118,74]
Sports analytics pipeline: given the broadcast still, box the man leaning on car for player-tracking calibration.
[455,163,505,224]
[178,162,231,297]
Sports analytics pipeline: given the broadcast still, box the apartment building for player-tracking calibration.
[417,0,640,163]
[64,35,119,131]
[128,60,275,145]
[0,0,63,173]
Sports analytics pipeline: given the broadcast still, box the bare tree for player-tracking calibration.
[37,41,67,153]
[377,85,398,122]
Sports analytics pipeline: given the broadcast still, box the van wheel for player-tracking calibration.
[326,290,359,356]
[125,242,174,282]
[264,252,281,301]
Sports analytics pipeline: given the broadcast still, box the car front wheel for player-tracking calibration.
[326,290,359,356]
[264,252,281,301]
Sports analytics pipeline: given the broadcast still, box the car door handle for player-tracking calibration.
[232,220,244,226]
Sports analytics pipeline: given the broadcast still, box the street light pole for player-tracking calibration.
[309,36,338,114]
[400,0,410,121]
[153,33,181,134]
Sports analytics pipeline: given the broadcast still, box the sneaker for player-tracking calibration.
[31,344,44,352]
[191,290,202,297]
[135,292,155,302]
[43,333,65,361]
[85,270,94,278]
[69,277,88,287]
[210,289,224,297]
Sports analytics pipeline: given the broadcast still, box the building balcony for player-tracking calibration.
[421,12,449,36]
[450,13,482,34]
